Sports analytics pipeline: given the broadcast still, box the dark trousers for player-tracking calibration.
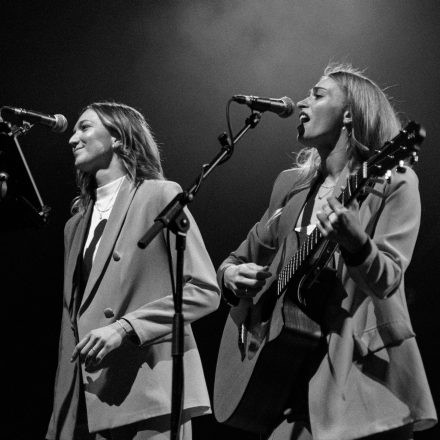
[267,420,413,440]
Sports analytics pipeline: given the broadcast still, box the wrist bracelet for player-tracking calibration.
[115,319,129,334]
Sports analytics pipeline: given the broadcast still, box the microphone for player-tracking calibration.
[0,106,68,133]
[232,95,295,118]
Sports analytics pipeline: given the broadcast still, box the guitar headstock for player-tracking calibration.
[367,121,425,178]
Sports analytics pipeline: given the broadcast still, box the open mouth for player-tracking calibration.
[299,112,310,124]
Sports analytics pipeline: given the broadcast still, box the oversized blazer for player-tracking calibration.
[218,167,437,440]
[48,178,220,438]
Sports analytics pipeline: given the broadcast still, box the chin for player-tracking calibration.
[75,160,95,175]
[297,134,313,147]
[297,125,314,146]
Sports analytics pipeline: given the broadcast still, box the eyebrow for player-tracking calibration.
[310,86,327,94]
[73,119,93,132]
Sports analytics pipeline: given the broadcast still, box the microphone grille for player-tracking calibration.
[53,114,68,133]
[279,97,295,118]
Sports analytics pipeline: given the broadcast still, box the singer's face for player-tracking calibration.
[296,76,346,149]
[70,109,117,174]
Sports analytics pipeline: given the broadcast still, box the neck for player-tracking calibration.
[95,159,126,187]
[317,133,351,184]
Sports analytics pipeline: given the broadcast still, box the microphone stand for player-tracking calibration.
[137,111,262,440]
[0,120,51,225]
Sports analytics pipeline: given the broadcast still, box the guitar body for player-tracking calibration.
[213,247,329,434]
[214,309,314,434]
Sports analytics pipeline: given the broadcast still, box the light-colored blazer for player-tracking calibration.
[218,167,437,440]
[48,178,220,437]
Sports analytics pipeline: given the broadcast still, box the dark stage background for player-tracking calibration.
[1,1,439,439]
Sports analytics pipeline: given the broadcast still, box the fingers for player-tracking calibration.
[240,263,271,278]
[316,196,366,251]
[237,264,271,291]
[88,343,106,366]
[71,334,101,364]
[317,197,349,233]
[326,196,342,211]
[327,197,350,217]
[84,340,105,366]
[347,197,359,211]
[316,209,332,233]
[70,326,123,366]
[316,206,339,238]
[70,334,90,362]
[224,263,272,298]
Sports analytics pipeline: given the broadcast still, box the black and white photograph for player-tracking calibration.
[1,1,439,439]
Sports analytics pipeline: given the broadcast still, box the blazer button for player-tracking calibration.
[103,308,115,318]
[113,251,121,261]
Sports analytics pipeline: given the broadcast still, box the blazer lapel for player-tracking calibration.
[277,184,312,243]
[78,178,137,315]
[65,203,93,315]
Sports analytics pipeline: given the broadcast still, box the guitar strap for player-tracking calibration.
[297,174,323,245]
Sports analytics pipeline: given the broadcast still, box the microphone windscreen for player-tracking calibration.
[53,114,68,133]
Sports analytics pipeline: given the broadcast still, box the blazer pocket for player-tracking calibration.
[353,320,415,357]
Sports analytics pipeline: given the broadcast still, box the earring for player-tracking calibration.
[343,124,352,138]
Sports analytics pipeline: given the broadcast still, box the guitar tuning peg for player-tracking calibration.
[385,169,392,183]
[396,160,407,173]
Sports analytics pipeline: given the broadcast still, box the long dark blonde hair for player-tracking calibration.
[268,63,402,225]
[72,102,164,214]
[294,63,402,184]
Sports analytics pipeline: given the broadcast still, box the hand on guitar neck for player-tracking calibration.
[223,263,272,298]
[316,196,369,255]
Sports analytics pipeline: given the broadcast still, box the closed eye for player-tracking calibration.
[79,123,91,131]
[311,86,327,100]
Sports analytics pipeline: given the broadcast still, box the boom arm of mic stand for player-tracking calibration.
[137,192,192,249]
[1,122,52,224]
[137,111,262,249]
[136,111,262,440]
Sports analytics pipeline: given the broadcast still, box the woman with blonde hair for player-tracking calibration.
[47,102,220,439]
[217,65,437,439]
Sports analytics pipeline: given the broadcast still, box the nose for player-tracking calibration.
[69,131,79,148]
[297,97,308,109]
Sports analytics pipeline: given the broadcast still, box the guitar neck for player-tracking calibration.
[276,120,424,296]
[277,166,370,294]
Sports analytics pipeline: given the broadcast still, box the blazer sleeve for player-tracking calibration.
[121,181,220,346]
[217,171,296,302]
[342,167,421,299]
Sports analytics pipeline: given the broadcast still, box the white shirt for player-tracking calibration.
[83,175,126,263]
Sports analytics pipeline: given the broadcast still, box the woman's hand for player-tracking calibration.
[223,262,272,298]
[70,323,125,367]
[316,196,368,253]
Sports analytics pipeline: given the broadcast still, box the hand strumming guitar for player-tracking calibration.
[223,263,272,298]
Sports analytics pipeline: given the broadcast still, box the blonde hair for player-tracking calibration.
[267,63,401,225]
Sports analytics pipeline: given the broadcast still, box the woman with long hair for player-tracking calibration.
[217,64,437,439]
[47,102,220,440]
